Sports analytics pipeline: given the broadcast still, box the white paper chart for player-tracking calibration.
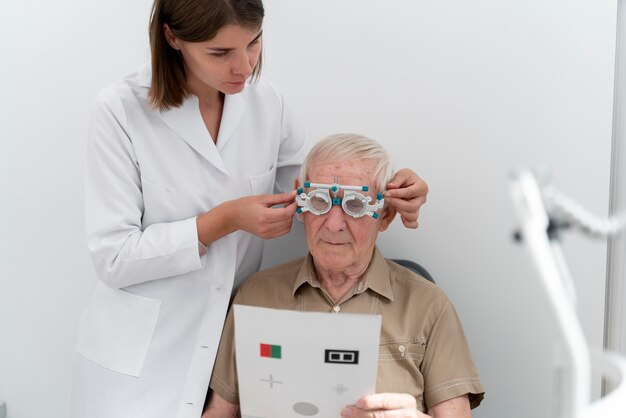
[234,305,381,418]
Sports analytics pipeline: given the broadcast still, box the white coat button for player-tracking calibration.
[333,306,340,313]
[399,345,406,357]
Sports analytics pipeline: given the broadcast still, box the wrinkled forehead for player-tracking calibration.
[307,159,377,191]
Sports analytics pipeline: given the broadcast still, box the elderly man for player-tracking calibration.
[203,134,484,418]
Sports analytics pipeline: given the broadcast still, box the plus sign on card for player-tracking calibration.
[234,305,381,418]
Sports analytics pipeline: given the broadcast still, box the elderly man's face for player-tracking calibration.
[303,158,389,274]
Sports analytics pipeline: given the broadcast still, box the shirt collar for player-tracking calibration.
[292,246,394,301]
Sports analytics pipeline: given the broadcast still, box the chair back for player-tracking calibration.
[390,259,435,284]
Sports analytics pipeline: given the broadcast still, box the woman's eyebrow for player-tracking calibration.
[250,30,263,44]
[206,30,263,52]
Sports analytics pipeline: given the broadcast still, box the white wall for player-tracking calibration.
[0,1,617,418]
[0,1,153,417]
[606,0,626,361]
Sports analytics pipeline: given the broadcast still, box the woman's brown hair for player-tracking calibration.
[148,0,264,111]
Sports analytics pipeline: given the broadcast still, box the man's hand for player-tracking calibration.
[201,392,239,418]
[385,169,428,229]
[341,393,429,418]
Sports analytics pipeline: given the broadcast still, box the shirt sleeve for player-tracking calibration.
[85,88,206,289]
[209,296,241,404]
[421,301,485,410]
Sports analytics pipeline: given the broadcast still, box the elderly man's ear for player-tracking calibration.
[378,205,397,232]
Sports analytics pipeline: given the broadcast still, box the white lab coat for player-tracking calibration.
[71,63,308,418]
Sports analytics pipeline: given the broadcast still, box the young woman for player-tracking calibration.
[71,1,428,417]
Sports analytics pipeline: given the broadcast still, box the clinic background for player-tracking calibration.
[0,0,623,417]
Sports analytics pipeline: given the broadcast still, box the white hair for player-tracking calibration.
[299,133,394,193]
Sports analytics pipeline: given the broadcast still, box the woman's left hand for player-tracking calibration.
[385,168,429,229]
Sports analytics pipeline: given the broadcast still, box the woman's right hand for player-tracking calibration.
[196,190,298,246]
[231,190,298,239]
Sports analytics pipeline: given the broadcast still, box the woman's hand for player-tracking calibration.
[197,190,297,246]
[341,393,429,418]
[385,169,429,229]
[231,190,298,239]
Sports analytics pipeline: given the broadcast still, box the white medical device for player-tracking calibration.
[510,169,626,418]
[296,177,384,219]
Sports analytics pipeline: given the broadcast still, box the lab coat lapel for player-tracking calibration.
[216,92,246,151]
[158,97,229,175]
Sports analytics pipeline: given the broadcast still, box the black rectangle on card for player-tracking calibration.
[324,349,359,364]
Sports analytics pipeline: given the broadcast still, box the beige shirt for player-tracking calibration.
[210,247,485,412]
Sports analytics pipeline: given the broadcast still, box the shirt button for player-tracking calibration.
[333,306,341,313]
[399,345,406,357]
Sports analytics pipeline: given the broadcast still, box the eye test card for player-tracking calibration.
[234,305,381,418]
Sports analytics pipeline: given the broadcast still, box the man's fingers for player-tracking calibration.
[356,393,417,411]
[342,407,412,418]
[341,393,420,417]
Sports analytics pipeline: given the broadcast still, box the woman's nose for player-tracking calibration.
[232,51,253,76]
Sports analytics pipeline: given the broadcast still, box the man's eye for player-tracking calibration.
[210,51,228,57]
[345,199,364,213]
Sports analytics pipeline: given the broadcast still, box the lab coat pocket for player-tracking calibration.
[249,164,277,195]
[75,281,161,377]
